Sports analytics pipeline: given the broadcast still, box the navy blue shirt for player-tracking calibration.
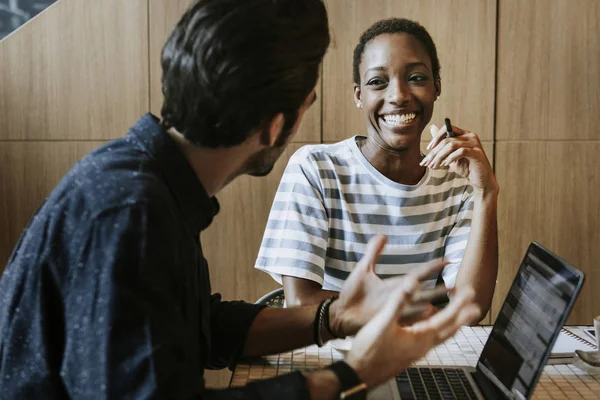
[0,114,309,399]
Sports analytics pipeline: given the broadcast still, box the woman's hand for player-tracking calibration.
[421,123,498,194]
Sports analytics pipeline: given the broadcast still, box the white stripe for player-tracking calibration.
[258,246,325,266]
[268,210,328,226]
[445,239,469,255]
[272,188,325,211]
[257,265,324,286]
[262,228,328,249]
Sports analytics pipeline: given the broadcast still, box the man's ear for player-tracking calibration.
[435,79,442,99]
[260,113,284,147]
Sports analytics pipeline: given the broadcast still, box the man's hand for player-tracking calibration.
[346,284,478,388]
[328,235,451,338]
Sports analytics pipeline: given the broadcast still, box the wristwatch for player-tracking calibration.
[327,360,367,400]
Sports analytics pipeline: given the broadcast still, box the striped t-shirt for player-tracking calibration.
[254,136,474,290]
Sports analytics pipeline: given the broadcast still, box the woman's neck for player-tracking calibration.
[357,136,426,186]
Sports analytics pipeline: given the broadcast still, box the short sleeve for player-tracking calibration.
[254,147,330,286]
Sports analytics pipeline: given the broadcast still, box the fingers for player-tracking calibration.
[384,278,419,321]
[397,286,447,324]
[426,124,446,150]
[356,234,387,273]
[441,147,482,167]
[411,290,479,344]
[421,136,470,168]
[412,284,449,304]
[430,143,473,169]
[410,259,449,282]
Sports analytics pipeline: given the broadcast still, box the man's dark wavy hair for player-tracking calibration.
[160,0,330,148]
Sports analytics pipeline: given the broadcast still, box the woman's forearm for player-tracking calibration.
[455,188,499,324]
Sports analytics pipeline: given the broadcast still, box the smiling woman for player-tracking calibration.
[254,18,499,325]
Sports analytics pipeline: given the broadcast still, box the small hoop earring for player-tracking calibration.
[356,102,361,108]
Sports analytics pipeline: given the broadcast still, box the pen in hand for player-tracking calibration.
[445,118,455,138]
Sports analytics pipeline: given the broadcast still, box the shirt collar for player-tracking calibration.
[128,113,220,235]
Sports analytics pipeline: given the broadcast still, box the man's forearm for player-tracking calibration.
[286,288,340,307]
[455,188,499,324]
[243,303,338,357]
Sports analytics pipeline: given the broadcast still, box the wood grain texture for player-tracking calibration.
[494,142,600,325]
[201,144,305,303]
[496,0,600,141]
[148,0,321,143]
[0,0,149,140]
[323,0,496,143]
[0,141,104,269]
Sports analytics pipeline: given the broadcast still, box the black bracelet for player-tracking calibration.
[327,360,367,400]
[324,296,339,338]
[313,299,328,346]
[313,297,336,347]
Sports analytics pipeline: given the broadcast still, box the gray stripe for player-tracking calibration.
[256,257,324,280]
[329,225,453,245]
[445,232,470,247]
[324,266,350,281]
[451,216,472,230]
[329,203,463,226]
[266,219,327,239]
[428,172,463,186]
[277,182,321,198]
[311,152,358,167]
[323,185,470,208]
[260,238,326,256]
[271,201,328,221]
[326,246,445,264]
[284,164,323,192]
[317,169,379,186]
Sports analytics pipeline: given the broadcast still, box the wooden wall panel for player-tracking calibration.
[0,0,149,141]
[496,0,600,141]
[0,142,103,268]
[494,142,600,324]
[148,0,321,143]
[202,144,305,302]
[323,0,496,143]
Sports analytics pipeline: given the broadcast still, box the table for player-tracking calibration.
[231,326,600,399]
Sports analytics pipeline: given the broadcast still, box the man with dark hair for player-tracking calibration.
[0,1,477,398]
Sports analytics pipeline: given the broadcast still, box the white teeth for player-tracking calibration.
[382,113,416,126]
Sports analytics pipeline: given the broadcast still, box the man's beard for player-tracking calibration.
[244,127,293,177]
[242,145,283,177]
[247,163,275,177]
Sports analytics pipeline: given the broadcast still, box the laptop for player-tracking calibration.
[369,242,585,400]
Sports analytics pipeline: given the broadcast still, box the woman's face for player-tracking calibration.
[355,33,440,150]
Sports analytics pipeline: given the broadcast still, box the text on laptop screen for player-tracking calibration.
[477,246,580,398]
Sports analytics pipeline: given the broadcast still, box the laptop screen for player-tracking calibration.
[476,243,583,399]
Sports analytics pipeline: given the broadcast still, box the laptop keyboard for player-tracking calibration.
[396,367,478,399]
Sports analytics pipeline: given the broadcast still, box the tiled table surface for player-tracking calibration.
[231,326,600,399]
